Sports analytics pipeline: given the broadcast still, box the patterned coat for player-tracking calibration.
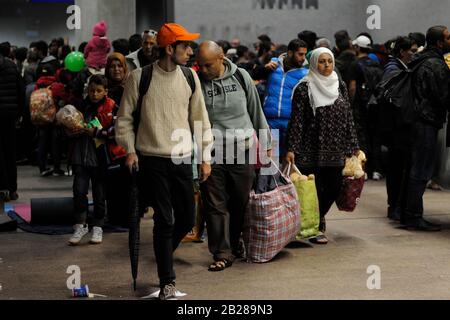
[286,81,359,168]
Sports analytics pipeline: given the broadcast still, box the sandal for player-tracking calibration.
[208,259,232,272]
[309,234,328,245]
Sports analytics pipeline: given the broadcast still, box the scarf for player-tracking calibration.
[300,47,339,115]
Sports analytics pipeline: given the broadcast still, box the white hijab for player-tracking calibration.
[300,47,339,115]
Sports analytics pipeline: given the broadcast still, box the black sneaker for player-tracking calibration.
[52,169,66,176]
[403,219,441,232]
[158,283,177,300]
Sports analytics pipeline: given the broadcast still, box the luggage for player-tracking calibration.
[243,162,300,263]
[30,197,75,225]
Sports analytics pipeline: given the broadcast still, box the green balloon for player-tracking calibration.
[64,51,85,72]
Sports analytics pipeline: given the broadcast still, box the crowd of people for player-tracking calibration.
[0,20,449,299]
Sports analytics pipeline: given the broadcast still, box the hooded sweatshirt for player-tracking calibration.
[200,58,272,151]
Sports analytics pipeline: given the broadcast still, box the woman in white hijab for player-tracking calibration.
[286,47,360,244]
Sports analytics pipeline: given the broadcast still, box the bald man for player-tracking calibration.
[197,41,272,271]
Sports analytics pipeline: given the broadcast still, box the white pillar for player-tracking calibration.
[74,0,136,47]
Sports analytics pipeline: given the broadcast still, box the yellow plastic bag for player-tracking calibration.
[284,163,320,239]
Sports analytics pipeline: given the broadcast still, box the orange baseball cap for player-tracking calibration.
[157,23,200,47]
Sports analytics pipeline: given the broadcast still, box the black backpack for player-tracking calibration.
[132,64,196,135]
[375,58,428,131]
[358,59,383,105]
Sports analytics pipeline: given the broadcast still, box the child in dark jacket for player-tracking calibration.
[68,75,125,245]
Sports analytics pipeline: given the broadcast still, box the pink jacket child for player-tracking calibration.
[84,21,111,69]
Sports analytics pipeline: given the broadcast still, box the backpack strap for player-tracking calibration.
[180,66,196,99]
[133,64,153,135]
[233,68,248,99]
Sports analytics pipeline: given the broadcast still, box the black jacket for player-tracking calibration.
[0,54,24,118]
[412,48,450,129]
[69,98,103,167]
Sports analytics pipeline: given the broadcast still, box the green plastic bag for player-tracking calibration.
[86,117,102,129]
[284,164,320,239]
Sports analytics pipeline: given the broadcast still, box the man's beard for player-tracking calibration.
[171,55,186,66]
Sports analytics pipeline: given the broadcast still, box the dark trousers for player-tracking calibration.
[298,166,343,230]
[366,125,383,175]
[38,126,61,172]
[355,103,382,175]
[139,156,195,288]
[72,165,106,227]
[386,146,409,213]
[0,117,17,192]
[105,160,131,227]
[201,162,255,262]
[404,122,439,222]
[385,129,410,214]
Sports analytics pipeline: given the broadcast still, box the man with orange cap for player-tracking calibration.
[116,23,213,300]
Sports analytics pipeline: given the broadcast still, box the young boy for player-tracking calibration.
[68,75,121,245]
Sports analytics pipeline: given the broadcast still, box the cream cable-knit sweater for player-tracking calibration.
[115,62,213,162]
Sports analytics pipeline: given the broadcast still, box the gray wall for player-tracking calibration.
[0,0,137,49]
[0,0,75,47]
[3,0,449,48]
[136,0,174,34]
[75,0,136,48]
[174,0,450,46]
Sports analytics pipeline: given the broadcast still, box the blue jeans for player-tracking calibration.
[404,122,439,222]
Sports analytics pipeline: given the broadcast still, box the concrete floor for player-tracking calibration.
[1,166,450,300]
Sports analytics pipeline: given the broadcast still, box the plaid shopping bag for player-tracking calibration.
[243,165,300,263]
[336,177,365,212]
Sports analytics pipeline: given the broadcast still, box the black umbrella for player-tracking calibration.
[128,167,141,291]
